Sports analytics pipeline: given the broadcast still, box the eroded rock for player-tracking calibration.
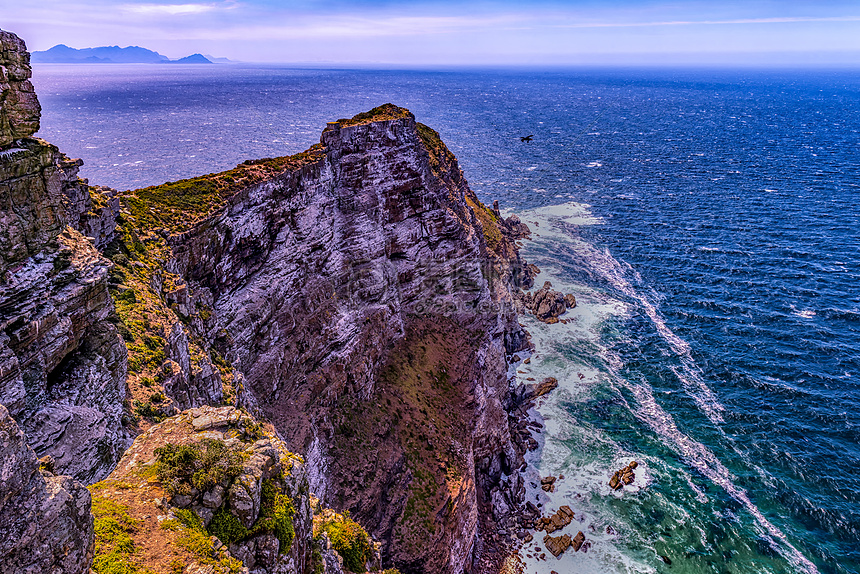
[0,30,40,147]
[0,29,127,483]
[0,404,94,574]
[518,281,576,323]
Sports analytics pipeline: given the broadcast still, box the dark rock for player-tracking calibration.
[0,404,94,574]
[543,533,571,557]
[519,281,569,323]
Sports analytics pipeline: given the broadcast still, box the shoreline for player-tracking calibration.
[497,204,655,574]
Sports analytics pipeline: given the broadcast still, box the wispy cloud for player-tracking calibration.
[187,14,524,40]
[555,15,860,28]
[120,3,223,16]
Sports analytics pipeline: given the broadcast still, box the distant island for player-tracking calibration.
[31,44,227,64]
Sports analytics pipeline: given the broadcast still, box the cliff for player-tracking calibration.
[0,404,95,574]
[1,27,537,574]
[0,29,128,485]
[100,104,535,572]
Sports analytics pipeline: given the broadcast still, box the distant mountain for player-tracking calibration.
[204,54,233,63]
[32,45,220,64]
[168,53,212,64]
[32,44,169,63]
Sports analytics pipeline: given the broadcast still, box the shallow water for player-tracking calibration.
[31,64,860,574]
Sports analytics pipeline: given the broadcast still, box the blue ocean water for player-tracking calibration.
[31,64,860,574]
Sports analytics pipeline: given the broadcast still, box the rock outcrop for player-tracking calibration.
[0,28,128,483]
[0,404,95,574]
[97,406,316,574]
[101,105,534,573]
[518,281,575,323]
[92,406,386,574]
[0,30,40,148]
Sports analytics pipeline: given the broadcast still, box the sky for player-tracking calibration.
[2,0,860,65]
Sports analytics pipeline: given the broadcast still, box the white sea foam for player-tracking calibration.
[790,305,817,319]
[513,201,820,574]
[622,378,820,574]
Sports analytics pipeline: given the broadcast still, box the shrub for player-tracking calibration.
[208,506,248,544]
[154,439,245,496]
[209,480,295,553]
[320,515,373,573]
[264,480,296,552]
[162,509,243,574]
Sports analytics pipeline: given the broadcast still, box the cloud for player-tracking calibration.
[120,3,223,16]
[553,15,860,29]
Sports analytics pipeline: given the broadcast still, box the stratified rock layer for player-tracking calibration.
[0,30,40,147]
[0,404,94,574]
[0,29,128,483]
[113,106,532,573]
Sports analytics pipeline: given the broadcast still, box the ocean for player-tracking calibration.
[31,63,860,574]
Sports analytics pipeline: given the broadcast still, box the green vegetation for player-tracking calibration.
[154,439,246,496]
[90,494,149,574]
[88,185,108,209]
[317,514,374,573]
[124,147,325,233]
[208,479,296,553]
[465,195,502,252]
[132,399,165,422]
[161,509,243,574]
[338,103,412,127]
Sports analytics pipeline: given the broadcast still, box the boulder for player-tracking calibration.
[543,533,571,557]
[609,460,639,490]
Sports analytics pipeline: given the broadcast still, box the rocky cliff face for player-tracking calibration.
[0,31,40,148]
[0,404,95,574]
[107,105,533,573]
[0,29,128,484]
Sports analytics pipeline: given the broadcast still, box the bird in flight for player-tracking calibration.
[520,135,534,142]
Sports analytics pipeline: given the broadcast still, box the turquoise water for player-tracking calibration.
[32,64,860,574]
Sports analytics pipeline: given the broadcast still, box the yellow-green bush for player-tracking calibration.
[207,479,295,553]
[154,439,245,496]
[161,509,243,574]
[319,514,373,573]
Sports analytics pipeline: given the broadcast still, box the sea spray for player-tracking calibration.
[513,202,818,574]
